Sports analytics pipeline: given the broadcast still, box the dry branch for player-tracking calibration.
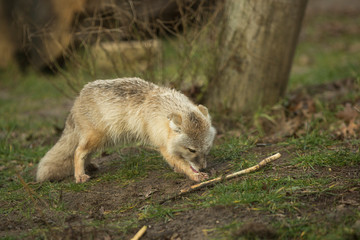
[16,174,52,228]
[355,106,360,113]
[130,226,147,240]
[160,152,281,203]
[17,173,49,208]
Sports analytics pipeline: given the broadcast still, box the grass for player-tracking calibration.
[99,149,165,182]
[293,148,360,168]
[289,14,360,89]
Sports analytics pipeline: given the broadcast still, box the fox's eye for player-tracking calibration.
[187,148,196,153]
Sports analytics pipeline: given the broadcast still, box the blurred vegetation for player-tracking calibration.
[290,13,360,88]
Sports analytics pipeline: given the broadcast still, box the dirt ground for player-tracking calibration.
[2,141,359,239]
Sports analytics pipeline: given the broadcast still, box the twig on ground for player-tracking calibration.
[182,152,281,193]
[160,152,281,204]
[16,174,52,228]
[17,173,49,208]
[354,106,360,113]
[130,225,147,240]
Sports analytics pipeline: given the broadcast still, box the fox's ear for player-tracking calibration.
[198,104,208,117]
[168,113,182,132]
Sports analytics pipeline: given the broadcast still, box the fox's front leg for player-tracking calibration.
[160,147,209,182]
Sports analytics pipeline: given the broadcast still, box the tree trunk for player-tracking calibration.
[205,0,308,114]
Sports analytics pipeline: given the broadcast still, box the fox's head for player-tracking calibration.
[167,105,216,173]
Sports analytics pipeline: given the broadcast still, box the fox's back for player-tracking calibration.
[80,78,197,114]
[73,78,202,144]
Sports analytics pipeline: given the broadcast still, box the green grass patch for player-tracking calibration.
[188,175,333,213]
[211,137,255,165]
[293,149,359,168]
[289,13,360,89]
[137,204,185,221]
[99,149,165,182]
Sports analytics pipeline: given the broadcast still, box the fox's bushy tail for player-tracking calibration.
[36,115,79,182]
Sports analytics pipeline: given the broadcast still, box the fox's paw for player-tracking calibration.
[75,174,90,183]
[173,166,182,173]
[191,172,209,182]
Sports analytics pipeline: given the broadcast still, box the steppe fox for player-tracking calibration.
[36,78,216,183]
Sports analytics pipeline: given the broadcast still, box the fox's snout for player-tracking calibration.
[189,154,207,171]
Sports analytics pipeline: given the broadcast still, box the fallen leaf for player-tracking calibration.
[336,103,358,123]
[337,119,359,139]
[138,187,158,199]
[276,116,302,137]
[287,94,316,118]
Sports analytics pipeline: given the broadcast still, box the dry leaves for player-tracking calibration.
[258,92,318,140]
[334,103,360,139]
[138,187,158,200]
[258,78,360,141]
[336,103,358,123]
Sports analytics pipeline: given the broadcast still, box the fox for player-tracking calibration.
[36,77,216,183]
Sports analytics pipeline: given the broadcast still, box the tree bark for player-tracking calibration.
[205,0,308,114]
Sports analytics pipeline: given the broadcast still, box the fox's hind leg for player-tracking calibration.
[74,130,104,183]
[74,146,91,183]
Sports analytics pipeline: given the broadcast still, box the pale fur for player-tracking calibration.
[36,78,216,183]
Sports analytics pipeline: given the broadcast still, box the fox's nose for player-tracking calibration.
[201,161,207,170]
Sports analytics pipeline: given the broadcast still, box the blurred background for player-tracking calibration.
[0,0,359,129]
[0,0,222,90]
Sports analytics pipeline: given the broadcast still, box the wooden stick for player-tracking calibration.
[130,225,147,240]
[159,153,281,204]
[180,152,281,194]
